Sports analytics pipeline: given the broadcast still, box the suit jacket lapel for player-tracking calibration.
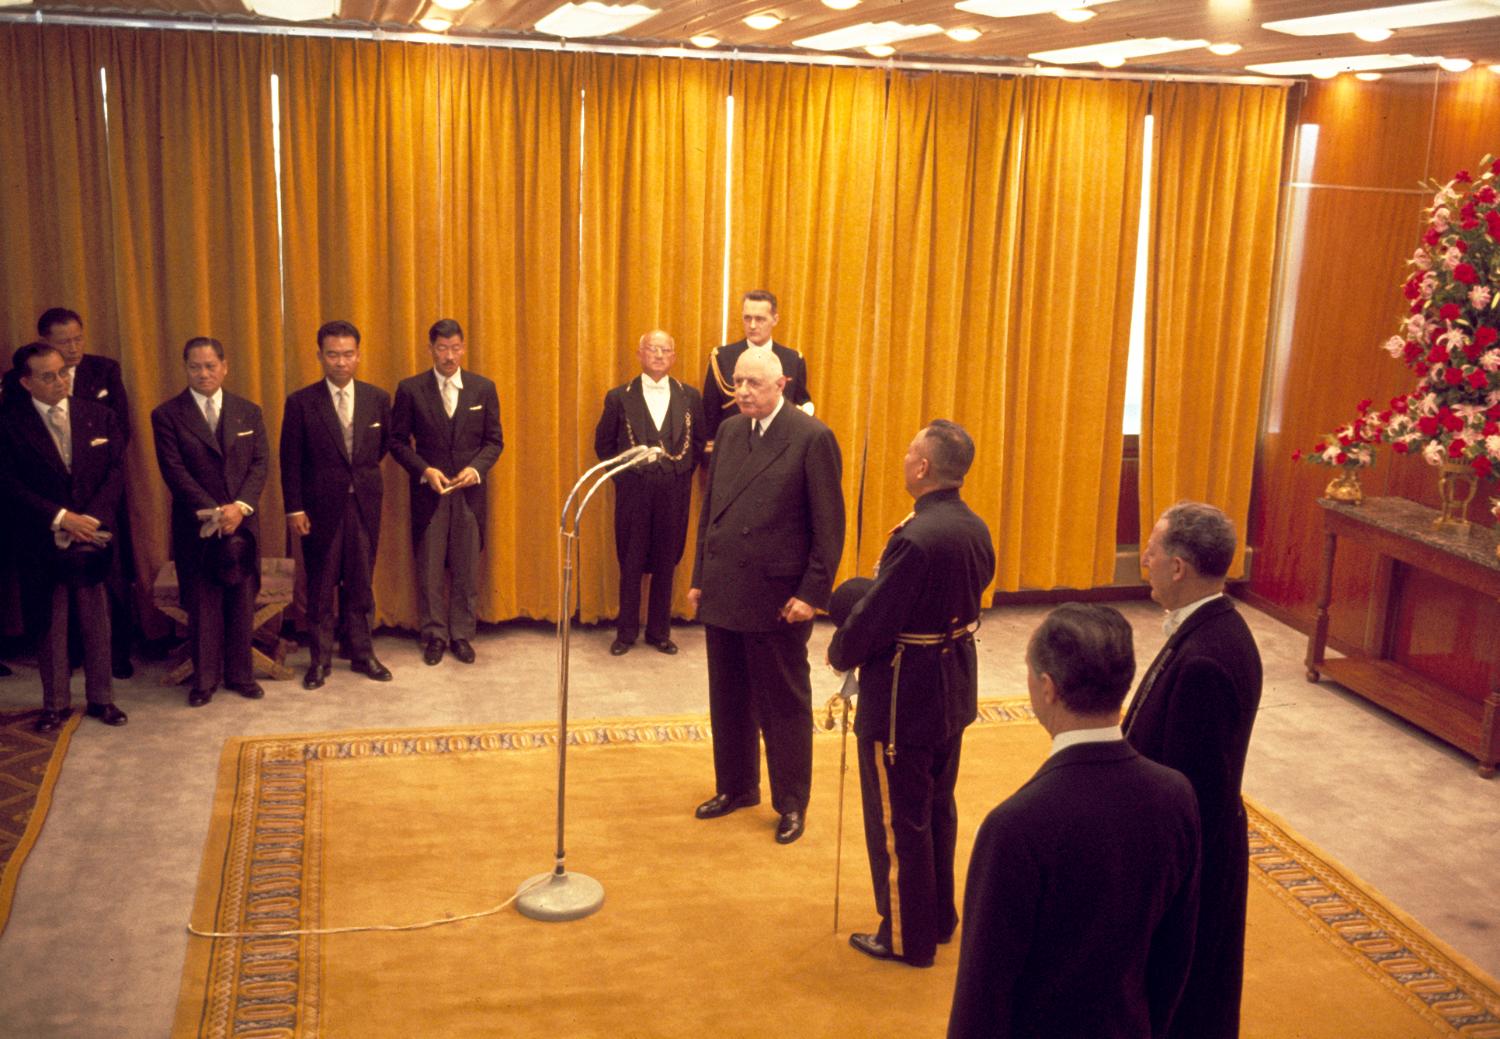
[181,389,223,456]
[713,411,791,521]
[623,376,654,439]
[351,381,376,462]
[1122,596,1235,734]
[665,378,685,444]
[21,404,69,478]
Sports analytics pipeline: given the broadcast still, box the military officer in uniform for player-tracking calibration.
[827,419,996,968]
[701,290,812,446]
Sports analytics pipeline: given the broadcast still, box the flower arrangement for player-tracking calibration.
[1299,155,1500,479]
[1292,400,1380,468]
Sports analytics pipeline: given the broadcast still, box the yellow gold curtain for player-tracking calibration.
[998,77,1148,591]
[728,60,887,584]
[858,69,1024,578]
[575,53,728,623]
[1142,82,1288,576]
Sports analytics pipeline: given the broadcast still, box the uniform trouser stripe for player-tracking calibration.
[872,740,903,957]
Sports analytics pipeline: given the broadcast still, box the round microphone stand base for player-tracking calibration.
[515,869,605,922]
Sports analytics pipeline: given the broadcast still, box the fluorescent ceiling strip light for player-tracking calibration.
[534,2,659,38]
[793,19,942,50]
[1263,0,1500,36]
[243,0,338,21]
[1029,37,1208,64]
[955,0,1117,17]
[1245,53,1447,75]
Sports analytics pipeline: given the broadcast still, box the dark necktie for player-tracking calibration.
[751,420,762,449]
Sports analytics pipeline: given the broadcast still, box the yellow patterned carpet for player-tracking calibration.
[0,708,81,936]
[174,702,1500,1038]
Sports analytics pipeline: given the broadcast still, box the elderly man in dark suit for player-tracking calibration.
[390,318,503,667]
[281,320,393,690]
[827,420,996,969]
[593,329,706,656]
[1126,501,1263,1039]
[36,307,136,679]
[0,343,127,732]
[151,337,269,707]
[949,603,1201,1039]
[689,348,844,845]
[701,290,812,446]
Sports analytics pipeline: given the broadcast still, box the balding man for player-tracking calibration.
[1127,502,1262,1039]
[593,331,706,656]
[689,349,844,845]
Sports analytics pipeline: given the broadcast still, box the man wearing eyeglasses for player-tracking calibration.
[593,330,706,656]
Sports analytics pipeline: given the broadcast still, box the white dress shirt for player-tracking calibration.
[188,386,254,516]
[640,373,671,430]
[1049,724,1124,758]
[753,395,786,438]
[433,367,481,484]
[1163,592,1224,637]
[34,396,71,529]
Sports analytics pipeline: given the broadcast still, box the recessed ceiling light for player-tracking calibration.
[1353,26,1394,41]
[1055,8,1095,22]
[1097,54,1125,67]
[1029,37,1209,65]
[419,14,452,31]
[1355,71,1384,79]
[1312,69,1340,79]
[1245,52,1450,75]
[1207,42,1242,55]
[946,26,982,42]
[956,0,1118,16]
[1439,56,1474,70]
[744,12,782,30]
[430,0,471,10]
[535,2,659,38]
[794,19,943,51]
[822,0,860,9]
[690,34,719,47]
[1491,63,1500,73]
[865,44,894,56]
[243,0,338,20]
[1265,1,1500,37]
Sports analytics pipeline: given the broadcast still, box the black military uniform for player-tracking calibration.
[701,340,811,443]
[827,486,996,967]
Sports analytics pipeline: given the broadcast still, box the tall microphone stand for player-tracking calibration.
[515,444,660,922]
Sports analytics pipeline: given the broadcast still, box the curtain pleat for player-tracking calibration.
[1143,82,1287,575]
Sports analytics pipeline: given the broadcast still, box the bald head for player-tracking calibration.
[733,348,786,421]
[637,329,676,380]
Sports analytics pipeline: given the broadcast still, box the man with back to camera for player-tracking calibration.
[281,320,393,690]
[826,419,996,969]
[0,343,127,731]
[701,290,812,447]
[151,337,268,707]
[948,603,1201,1039]
[390,319,503,667]
[592,329,706,656]
[1126,501,1263,1039]
[689,348,844,845]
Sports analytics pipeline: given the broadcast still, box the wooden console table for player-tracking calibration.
[1306,497,1500,777]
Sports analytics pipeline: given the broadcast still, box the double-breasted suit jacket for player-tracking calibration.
[389,369,503,547]
[1124,595,1262,1039]
[280,379,392,561]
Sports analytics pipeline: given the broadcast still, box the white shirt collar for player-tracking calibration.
[745,338,775,351]
[755,395,786,433]
[326,378,355,402]
[1049,725,1123,758]
[189,387,223,413]
[1164,592,1224,637]
[640,372,670,391]
[32,395,67,422]
[434,367,464,392]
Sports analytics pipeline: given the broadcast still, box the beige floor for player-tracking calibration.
[0,598,1496,1038]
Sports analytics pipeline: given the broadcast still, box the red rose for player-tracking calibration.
[1469,370,1489,389]
[1428,345,1448,364]
[1424,227,1441,246]
[1411,301,1424,314]
[1476,326,1499,349]
[1313,441,1327,453]
[1474,456,1494,477]
[1291,450,1303,461]
[1416,363,1430,376]
[1455,263,1478,284]
[1445,367,1466,385]
[1457,238,1470,253]
[1485,421,1499,436]
[1405,278,1422,300]
[1441,302,1462,320]
[1463,218,1480,230]
[1478,186,1498,204]
[1441,409,1465,432]
[1418,415,1441,436]
[1394,441,1410,454]
[1391,396,1410,413]
[1448,439,1468,458]
[1457,169,1473,183]
[1488,210,1500,236]
[1335,452,1348,464]
[1357,398,1372,413]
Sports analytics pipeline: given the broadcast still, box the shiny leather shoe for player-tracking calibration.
[352,657,393,682]
[34,708,67,733]
[303,664,329,690]
[188,688,214,707]
[848,932,933,967]
[228,681,265,700]
[610,639,632,656]
[775,810,805,845]
[645,637,678,655]
[86,702,128,726]
[449,639,476,664]
[694,791,760,819]
[422,639,445,666]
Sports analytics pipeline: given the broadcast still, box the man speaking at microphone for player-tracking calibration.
[689,349,844,845]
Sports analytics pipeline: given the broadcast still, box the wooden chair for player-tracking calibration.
[151,558,297,684]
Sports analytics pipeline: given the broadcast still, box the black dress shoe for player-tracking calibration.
[645,637,678,655]
[188,688,214,707]
[610,639,632,656]
[695,791,760,819]
[352,657,392,681]
[33,708,66,733]
[422,639,445,666]
[775,810,805,844]
[303,664,329,690]
[848,931,933,967]
[228,681,265,700]
[86,702,128,726]
[449,639,476,664]
[112,660,134,680]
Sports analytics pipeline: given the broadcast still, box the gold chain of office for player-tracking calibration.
[624,410,694,462]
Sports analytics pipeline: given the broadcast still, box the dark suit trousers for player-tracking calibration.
[704,621,814,815]
[857,730,963,967]
[184,568,255,691]
[613,472,690,643]
[308,494,375,667]
[417,491,480,643]
[40,581,112,711]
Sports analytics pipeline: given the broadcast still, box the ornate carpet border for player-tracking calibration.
[0,709,82,937]
[1246,803,1500,1038]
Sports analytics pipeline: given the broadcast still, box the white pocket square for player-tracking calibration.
[370,422,382,428]
[96,388,109,398]
[89,436,109,447]
[468,404,482,411]
[236,429,255,437]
